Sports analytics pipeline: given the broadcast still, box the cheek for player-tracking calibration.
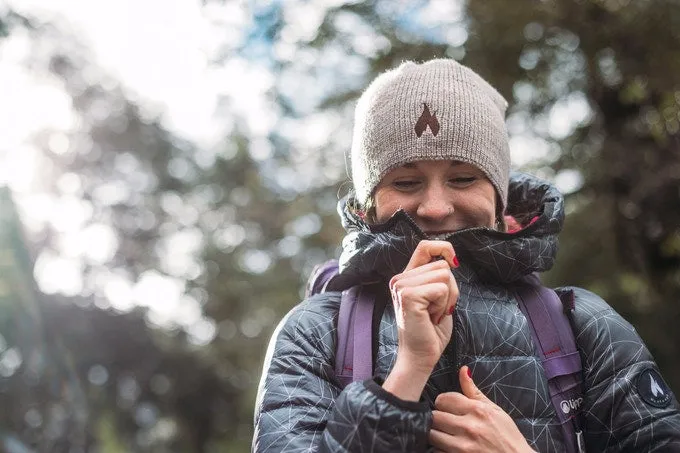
[456,185,497,227]
[474,187,497,226]
[373,195,394,223]
[373,189,408,223]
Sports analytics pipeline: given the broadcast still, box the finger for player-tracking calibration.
[434,391,475,416]
[394,258,455,281]
[390,262,459,323]
[389,260,450,302]
[431,277,458,325]
[394,282,450,325]
[391,264,453,292]
[428,428,460,452]
[404,240,457,271]
[459,366,491,402]
[431,410,464,436]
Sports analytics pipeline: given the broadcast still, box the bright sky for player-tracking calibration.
[0,0,263,150]
[0,0,261,343]
[0,0,589,342]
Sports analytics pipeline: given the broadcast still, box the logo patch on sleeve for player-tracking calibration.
[637,368,672,408]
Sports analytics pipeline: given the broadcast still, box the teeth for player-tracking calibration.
[429,234,450,240]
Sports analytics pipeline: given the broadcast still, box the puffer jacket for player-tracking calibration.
[253,173,680,452]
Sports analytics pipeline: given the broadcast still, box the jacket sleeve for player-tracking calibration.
[252,294,432,452]
[570,288,680,452]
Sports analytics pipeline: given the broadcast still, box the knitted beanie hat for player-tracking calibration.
[350,59,511,214]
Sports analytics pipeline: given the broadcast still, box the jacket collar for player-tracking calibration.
[330,172,564,290]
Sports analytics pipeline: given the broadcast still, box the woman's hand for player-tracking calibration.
[429,366,536,453]
[382,240,459,401]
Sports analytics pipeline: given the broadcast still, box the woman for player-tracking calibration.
[253,59,680,452]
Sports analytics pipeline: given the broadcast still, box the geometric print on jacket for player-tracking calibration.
[253,173,680,452]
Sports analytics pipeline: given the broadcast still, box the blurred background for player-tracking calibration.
[1,0,680,451]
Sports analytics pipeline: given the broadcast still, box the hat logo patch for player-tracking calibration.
[637,368,672,408]
[415,103,440,137]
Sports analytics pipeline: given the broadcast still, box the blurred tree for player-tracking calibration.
[36,43,345,451]
[463,0,680,393]
[4,0,680,450]
[0,8,31,39]
[238,0,680,393]
[2,10,345,451]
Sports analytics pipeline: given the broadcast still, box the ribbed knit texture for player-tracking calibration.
[350,59,511,213]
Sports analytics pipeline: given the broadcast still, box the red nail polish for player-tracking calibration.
[452,256,460,268]
[467,368,472,379]
[448,305,455,315]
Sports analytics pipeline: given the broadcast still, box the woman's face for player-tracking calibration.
[373,160,497,236]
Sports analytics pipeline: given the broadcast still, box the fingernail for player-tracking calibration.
[448,305,455,315]
[452,256,460,268]
[467,368,472,379]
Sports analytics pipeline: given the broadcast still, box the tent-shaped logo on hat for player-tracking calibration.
[415,103,440,137]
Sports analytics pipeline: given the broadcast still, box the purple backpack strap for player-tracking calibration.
[305,260,375,387]
[334,286,375,387]
[515,274,586,453]
[305,260,339,298]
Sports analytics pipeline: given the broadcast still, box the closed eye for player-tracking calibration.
[449,176,477,186]
[392,180,421,190]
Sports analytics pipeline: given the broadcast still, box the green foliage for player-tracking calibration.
[3,0,680,450]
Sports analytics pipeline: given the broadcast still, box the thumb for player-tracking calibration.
[459,366,490,402]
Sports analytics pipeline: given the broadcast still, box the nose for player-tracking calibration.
[416,183,453,223]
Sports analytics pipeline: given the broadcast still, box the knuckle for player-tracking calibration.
[397,286,414,302]
[433,266,451,280]
[437,269,455,286]
[432,259,450,270]
[430,410,444,427]
[390,280,401,293]
[389,274,402,289]
[465,422,483,441]
[472,402,492,420]
[416,240,433,252]
[433,282,449,299]
[434,392,453,408]
[447,275,459,290]
[449,283,459,299]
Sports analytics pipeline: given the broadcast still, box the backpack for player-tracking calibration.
[306,260,587,453]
